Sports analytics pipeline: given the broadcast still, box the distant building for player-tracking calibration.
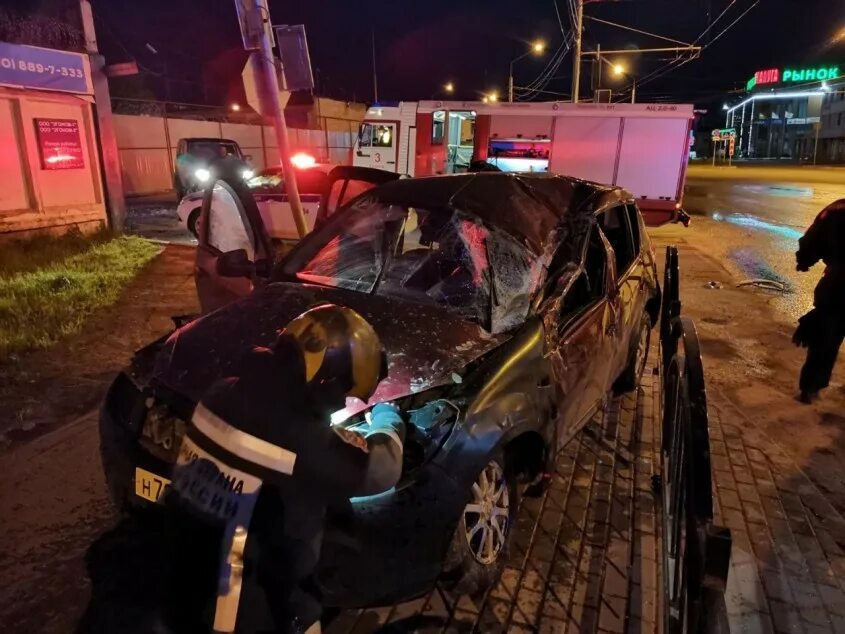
[724,63,844,162]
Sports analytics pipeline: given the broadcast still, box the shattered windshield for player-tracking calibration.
[282,196,544,331]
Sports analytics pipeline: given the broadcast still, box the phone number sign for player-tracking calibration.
[35,119,85,170]
[0,42,90,94]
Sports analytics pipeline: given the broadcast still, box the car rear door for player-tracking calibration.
[195,179,274,314]
[597,203,642,376]
[548,226,618,449]
[315,166,400,229]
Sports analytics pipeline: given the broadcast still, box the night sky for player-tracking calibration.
[13,0,845,107]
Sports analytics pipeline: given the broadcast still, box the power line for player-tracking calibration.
[701,0,759,51]
[693,0,738,45]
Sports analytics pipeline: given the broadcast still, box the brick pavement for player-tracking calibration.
[328,365,665,634]
[708,393,845,633]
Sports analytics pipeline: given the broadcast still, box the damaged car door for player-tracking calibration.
[195,168,399,314]
[195,178,275,314]
[549,225,618,448]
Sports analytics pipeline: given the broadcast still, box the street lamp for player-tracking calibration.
[230,103,241,112]
[722,103,730,110]
[509,39,546,102]
[488,91,499,103]
[444,82,455,94]
[609,62,637,103]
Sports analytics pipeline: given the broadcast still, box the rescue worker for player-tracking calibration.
[795,199,845,403]
[169,304,405,633]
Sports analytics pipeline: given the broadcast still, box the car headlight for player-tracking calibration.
[241,169,255,180]
[194,168,211,182]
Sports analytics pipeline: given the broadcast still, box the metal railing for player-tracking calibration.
[659,246,732,634]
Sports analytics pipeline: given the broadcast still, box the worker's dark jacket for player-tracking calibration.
[171,337,403,631]
[797,199,845,311]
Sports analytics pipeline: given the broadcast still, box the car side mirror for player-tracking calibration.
[243,154,253,162]
[217,249,255,278]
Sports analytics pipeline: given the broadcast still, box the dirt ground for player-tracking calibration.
[651,223,845,516]
[0,244,199,449]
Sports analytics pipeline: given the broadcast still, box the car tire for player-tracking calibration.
[613,312,652,394]
[187,208,201,238]
[441,454,519,596]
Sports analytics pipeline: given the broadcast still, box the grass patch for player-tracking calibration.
[0,234,160,356]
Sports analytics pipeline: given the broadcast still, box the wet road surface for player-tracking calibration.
[684,165,845,324]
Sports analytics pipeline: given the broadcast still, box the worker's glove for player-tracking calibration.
[366,402,406,447]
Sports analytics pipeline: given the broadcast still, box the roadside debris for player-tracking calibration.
[737,279,787,293]
[704,281,723,289]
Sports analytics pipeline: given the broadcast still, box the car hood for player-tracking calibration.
[152,282,507,415]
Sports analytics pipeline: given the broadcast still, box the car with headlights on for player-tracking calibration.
[100,170,660,608]
[173,137,253,201]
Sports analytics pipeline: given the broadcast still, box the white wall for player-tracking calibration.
[0,97,30,212]
[0,87,106,235]
[549,116,622,184]
[114,116,356,195]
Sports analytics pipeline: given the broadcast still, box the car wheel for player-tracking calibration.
[613,312,652,394]
[187,208,201,238]
[441,455,518,596]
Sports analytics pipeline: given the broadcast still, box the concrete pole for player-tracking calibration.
[250,0,308,237]
[79,0,126,233]
[508,65,514,103]
[571,0,583,103]
[631,79,636,104]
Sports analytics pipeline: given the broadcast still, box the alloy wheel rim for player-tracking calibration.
[464,461,510,565]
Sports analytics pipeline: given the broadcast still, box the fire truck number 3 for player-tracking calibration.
[374,152,381,163]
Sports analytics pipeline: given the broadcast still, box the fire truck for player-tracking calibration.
[353,100,694,224]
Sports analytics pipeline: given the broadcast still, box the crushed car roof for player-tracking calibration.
[371,172,628,255]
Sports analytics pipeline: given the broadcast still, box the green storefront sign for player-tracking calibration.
[782,66,839,82]
[746,65,840,91]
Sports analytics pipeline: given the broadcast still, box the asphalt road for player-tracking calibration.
[683,164,845,324]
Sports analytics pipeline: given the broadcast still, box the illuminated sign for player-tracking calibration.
[711,128,736,141]
[34,118,84,169]
[782,66,839,82]
[747,65,840,91]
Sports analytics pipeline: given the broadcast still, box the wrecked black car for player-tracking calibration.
[99,170,660,608]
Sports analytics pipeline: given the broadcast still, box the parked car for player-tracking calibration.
[176,162,396,239]
[99,171,660,614]
[173,137,252,201]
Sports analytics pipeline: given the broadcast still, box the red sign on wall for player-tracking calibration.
[34,118,84,169]
[754,68,780,86]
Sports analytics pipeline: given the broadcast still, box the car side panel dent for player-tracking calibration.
[438,320,554,489]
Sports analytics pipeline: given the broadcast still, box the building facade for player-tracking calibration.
[724,63,844,162]
[0,40,108,238]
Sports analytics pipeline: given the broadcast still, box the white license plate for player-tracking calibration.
[134,467,171,503]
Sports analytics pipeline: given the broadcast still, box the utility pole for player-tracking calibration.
[237,0,307,237]
[371,28,379,103]
[631,79,636,103]
[79,0,126,232]
[571,0,584,103]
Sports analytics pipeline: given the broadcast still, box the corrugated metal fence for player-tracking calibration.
[113,100,361,196]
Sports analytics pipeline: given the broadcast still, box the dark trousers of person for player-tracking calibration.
[800,308,845,393]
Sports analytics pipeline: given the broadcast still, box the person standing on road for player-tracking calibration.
[794,199,845,403]
[168,304,406,633]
